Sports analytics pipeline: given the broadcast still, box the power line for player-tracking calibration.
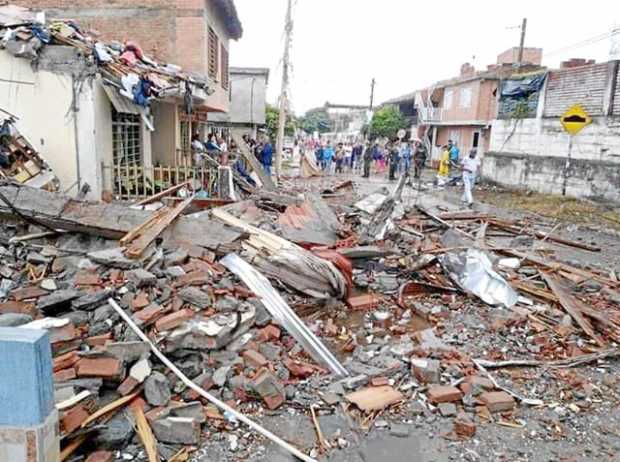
[545,30,617,57]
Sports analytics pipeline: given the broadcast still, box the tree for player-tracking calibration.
[300,107,332,134]
[369,106,407,140]
[265,104,297,141]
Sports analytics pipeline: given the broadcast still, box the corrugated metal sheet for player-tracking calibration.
[543,64,608,117]
[103,84,141,115]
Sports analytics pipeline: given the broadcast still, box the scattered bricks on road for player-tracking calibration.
[257,324,281,342]
[11,286,48,301]
[144,406,167,424]
[131,292,150,310]
[86,333,113,347]
[454,413,476,438]
[126,269,157,288]
[251,368,286,410]
[133,304,166,326]
[411,357,441,384]
[466,375,495,391]
[174,270,210,287]
[370,377,389,387]
[74,271,101,286]
[53,351,80,372]
[242,349,269,368]
[85,451,114,462]
[438,402,457,417]
[117,376,140,396]
[479,391,515,413]
[427,385,463,404]
[283,358,314,378]
[0,300,36,316]
[155,309,194,331]
[346,293,380,310]
[76,357,122,379]
[61,404,91,434]
[54,367,77,382]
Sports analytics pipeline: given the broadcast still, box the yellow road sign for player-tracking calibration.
[560,105,592,136]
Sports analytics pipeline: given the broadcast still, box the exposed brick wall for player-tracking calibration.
[543,63,609,117]
[496,47,543,66]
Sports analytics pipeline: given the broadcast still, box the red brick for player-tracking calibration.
[144,406,167,424]
[0,300,36,316]
[427,385,463,404]
[54,368,77,382]
[53,351,80,372]
[86,333,113,347]
[117,376,140,396]
[479,391,515,413]
[76,357,122,378]
[257,324,281,342]
[133,304,165,325]
[131,292,150,310]
[61,404,90,434]
[11,286,48,301]
[85,451,114,462]
[175,270,209,287]
[370,377,389,387]
[242,349,268,368]
[346,293,380,310]
[74,271,101,286]
[283,358,314,378]
[454,413,476,438]
[155,308,194,331]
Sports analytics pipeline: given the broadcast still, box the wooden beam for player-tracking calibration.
[135,181,191,207]
[231,133,276,191]
[123,195,195,259]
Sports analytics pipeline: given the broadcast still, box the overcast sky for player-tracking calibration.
[230,1,619,115]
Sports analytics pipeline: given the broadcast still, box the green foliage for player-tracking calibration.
[369,106,407,139]
[300,108,333,134]
[265,104,297,141]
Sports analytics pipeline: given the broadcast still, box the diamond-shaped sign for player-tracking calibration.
[560,105,592,136]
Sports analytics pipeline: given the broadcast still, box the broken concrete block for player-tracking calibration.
[427,385,462,404]
[126,269,157,288]
[152,416,201,445]
[164,249,188,267]
[72,289,113,311]
[212,366,231,388]
[0,313,33,327]
[178,287,211,309]
[93,409,135,449]
[479,391,515,413]
[165,266,186,278]
[106,341,150,363]
[169,401,206,423]
[144,371,171,406]
[410,357,441,383]
[129,358,151,383]
[438,402,457,417]
[88,248,140,269]
[37,289,80,315]
[251,369,286,410]
[40,279,58,291]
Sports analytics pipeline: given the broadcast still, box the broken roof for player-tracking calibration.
[213,0,243,40]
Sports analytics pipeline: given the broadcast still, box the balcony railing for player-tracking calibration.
[417,107,444,123]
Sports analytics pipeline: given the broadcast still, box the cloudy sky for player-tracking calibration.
[230,0,619,115]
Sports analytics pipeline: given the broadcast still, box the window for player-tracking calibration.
[112,109,141,165]
[180,120,191,154]
[208,27,219,79]
[472,131,480,148]
[221,44,229,90]
[443,89,453,109]
[460,87,472,108]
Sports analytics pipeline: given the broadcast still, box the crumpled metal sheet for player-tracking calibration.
[439,249,518,308]
[221,253,348,377]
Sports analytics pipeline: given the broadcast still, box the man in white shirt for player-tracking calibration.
[460,148,480,207]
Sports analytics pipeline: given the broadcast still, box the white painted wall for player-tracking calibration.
[490,117,620,163]
[0,49,78,192]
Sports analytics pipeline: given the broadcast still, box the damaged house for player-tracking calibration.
[0,2,242,201]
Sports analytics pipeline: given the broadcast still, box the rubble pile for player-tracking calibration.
[0,176,618,461]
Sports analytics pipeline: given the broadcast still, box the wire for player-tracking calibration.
[545,30,617,57]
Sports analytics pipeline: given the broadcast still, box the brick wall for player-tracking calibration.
[543,63,609,117]
[497,47,543,66]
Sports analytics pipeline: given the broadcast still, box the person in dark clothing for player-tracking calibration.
[362,142,373,178]
[388,142,400,181]
[413,139,428,179]
[351,143,363,171]
[260,138,273,175]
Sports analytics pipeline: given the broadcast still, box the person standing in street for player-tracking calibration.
[413,139,428,179]
[334,142,345,174]
[399,140,412,174]
[460,148,480,207]
[362,141,373,178]
[437,144,451,185]
[388,141,400,181]
[351,142,362,172]
[323,141,335,174]
[260,137,273,176]
[448,139,460,184]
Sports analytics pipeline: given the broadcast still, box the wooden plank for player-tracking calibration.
[231,132,275,191]
[124,194,195,258]
[541,273,606,347]
[81,390,141,428]
[130,403,158,462]
[135,181,191,207]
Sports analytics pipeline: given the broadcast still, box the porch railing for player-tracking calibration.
[102,163,217,201]
[418,107,444,123]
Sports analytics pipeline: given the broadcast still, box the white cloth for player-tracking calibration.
[461,156,480,174]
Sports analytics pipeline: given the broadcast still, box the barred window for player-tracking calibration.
[221,45,229,89]
[180,120,191,154]
[112,109,141,165]
[208,27,219,79]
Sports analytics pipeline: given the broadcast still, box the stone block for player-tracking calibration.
[411,357,441,384]
[152,416,201,445]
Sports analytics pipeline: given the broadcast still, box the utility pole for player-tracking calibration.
[517,17,527,66]
[275,0,293,181]
[369,78,376,110]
